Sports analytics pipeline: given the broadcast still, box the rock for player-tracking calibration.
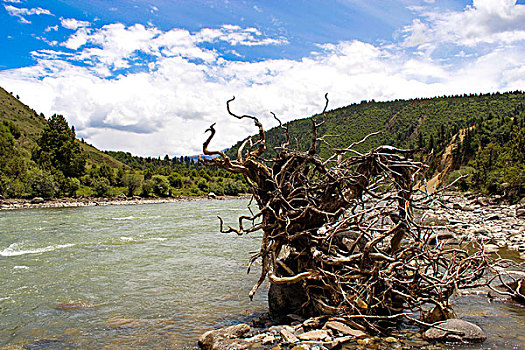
[461,205,475,212]
[452,203,462,210]
[298,330,330,341]
[486,214,500,221]
[484,244,499,253]
[476,197,490,206]
[324,321,368,338]
[421,213,449,226]
[280,329,299,344]
[516,208,525,218]
[422,305,456,324]
[208,192,217,199]
[268,282,308,319]
[489,278,525,303]
[31,197,45,204]
[423,319,486,343]
[428,228,457,245]
[262,334,277,345]
[198,324,251,350]
[290,346,310,350]
[384,336,398,343]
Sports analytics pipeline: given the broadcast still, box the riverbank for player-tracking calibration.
[0,194,252,211]
[196,192,525,350]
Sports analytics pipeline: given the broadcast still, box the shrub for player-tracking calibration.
[152,175,170,197]
[123,174,142,196]
[141,179,155,197]
[168,172,183,188]
[92,177,111,197]
[27,168,58,198]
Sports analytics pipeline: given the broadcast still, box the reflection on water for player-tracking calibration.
[0,200,523,349]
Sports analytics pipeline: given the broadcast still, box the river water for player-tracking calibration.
[0,199,266,349]
[0,200,523,349]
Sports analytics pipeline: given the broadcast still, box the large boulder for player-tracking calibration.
[423,319,486,343]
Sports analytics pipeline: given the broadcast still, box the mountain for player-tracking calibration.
[226,91,525,199]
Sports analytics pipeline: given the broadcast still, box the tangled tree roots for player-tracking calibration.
[200,95,519,334]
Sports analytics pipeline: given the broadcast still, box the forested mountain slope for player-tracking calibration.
[227,91,524,199]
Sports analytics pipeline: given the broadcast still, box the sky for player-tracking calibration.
[0,0,524,157]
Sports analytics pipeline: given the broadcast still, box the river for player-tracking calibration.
[0,199,266,349]
[0,200,523,349]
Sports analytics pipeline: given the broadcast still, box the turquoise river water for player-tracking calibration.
[0,199,524,349]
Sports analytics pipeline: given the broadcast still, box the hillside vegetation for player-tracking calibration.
[1,86,523,200]
[0,87,248,199]
[227,91,525,200]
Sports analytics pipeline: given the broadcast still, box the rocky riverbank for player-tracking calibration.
[417,192,525,260]
[196,192,525,350]
[0,194,251,211]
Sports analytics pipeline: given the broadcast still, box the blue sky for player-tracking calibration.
[1,0,524,156]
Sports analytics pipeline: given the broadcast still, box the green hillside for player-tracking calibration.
[0,86,248,199]
[0,87,128,198]
[227,91,525,199]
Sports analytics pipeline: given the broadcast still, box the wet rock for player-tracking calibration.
[324,321,368,338]
[198,324,251,350]
[423,319,486,343]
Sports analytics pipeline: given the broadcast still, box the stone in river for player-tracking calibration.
[423,319,486,343]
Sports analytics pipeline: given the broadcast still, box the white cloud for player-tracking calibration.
[4,5,53,23]
[401,0,525,50]
[61,18,90,30]
[2,0,21,3]
[0,4,523,157]
[45,25,59,32]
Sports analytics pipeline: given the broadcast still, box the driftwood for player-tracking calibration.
[200,95,521,333]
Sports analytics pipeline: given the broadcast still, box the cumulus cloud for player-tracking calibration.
[4,5,53,23]
[401,0,525,51]
[61,18,90,30]
[0,1,523,157]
